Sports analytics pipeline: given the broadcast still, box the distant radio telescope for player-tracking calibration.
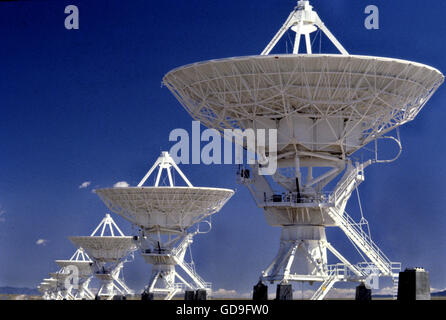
[55,248,95,300]
[70,214,136,300]
[95,151,234,300]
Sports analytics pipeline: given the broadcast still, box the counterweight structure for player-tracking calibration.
[96,151,234,300]
[70,214,136,300]
[163,1,444,299]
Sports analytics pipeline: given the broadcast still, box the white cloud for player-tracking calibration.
[0,206,5,222]
[373,286,395,296]
[212,288,238,298]
[325,288,356,299]
[36,239,48,246]
[212,288,251,299]
[113,181,130,188]
[79,181,91,189]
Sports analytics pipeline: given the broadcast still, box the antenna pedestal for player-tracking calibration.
[242,160,401,299]
[94,262,131,299]
[262,225,328,282]
[140,231,211,300]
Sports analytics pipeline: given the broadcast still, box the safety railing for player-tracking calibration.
[329,208,394,276]
[329,164,365,205]
[262,191,332,206]
[181,261,210,289]
[171,234,192,257]
[325,263,359,279]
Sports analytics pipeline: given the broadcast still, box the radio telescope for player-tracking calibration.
[38,281,52,300]
[55,248,94,300]
[70,214,136,300]
[48,269,75,300]
[95,151,234,300]
[163,1,443,299]
[41,278,58,300]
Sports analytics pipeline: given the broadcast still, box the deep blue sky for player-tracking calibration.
[0,0,445,295]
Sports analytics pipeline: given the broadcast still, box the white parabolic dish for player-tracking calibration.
[55,260,93,277]
[69,236,136,262]
[163,54,444,155]
[96,187,234,231]
[49,272,70,281]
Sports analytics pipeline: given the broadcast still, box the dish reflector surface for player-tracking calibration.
[163,54,443,155]
[96,187,234,231]
[69,236,136,262]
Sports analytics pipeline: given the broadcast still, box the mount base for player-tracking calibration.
[276,284,293,300]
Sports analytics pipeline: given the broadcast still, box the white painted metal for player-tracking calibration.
[70,214,136,300]
[96,151,234,300]
[49,271,75,300]
[261,0,348,55]
[164,54,442,156]
[38,281,53,300]
[42,278,58,300]
[55,248,95,300]
[162,1,443,299]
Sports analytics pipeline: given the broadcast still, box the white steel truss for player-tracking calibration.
[90,213,126,237]
[261,0,348,56]
[141,231,212,299]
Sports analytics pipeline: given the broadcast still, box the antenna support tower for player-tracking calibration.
[162,1,444,299]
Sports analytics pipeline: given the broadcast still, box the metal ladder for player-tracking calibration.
[392,276,399,299]
[311,269,338,300]
[329,208,394,276]
[176,259,211,290]
[328,162,395,277]
[172,234,212,291]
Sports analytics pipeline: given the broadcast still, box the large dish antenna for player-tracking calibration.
[163,0,443,299]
